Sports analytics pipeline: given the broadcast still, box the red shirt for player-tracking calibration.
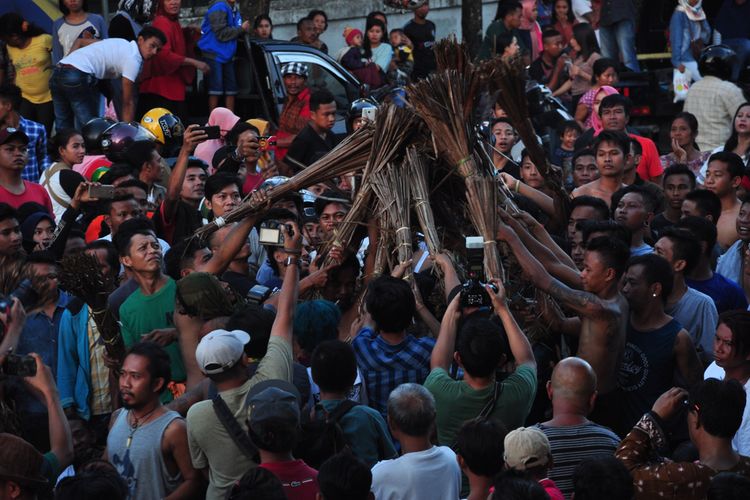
[139,14,195,101]
[630,134,664,182]
[276,87,311,162]
[0,181,54,216]
[260,460,319,500]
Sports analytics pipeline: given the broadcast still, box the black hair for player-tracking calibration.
[253,14,273,30]
[591,57,618,85]
[542,28,562,41]
[137,25,167,45]
[708,472,750,500]
[593,130,630,157]
[227,467,286,500]
[307,9,328,30]
[204,172,242,201]
[573,148,596,163]
[116,178,149,195]
[723,102,750,158]
[684,189,722,222]
[707,151,745,179]
[491,469,550,500]
[672,111,701,147]
[612,184,657,214]
[48,128,84,161]
[317,452,372,500]
[626,253,674,303]
[552,0,575,23]
[164,238,208,281]
[491,116,517,131]
[493,32,517,56]
[0,13,46,39]
[689,378,746,439]
[584,236,630,279]
[457,317,505,377]
[663,164,697,189]
[310,89,336,112]
[296,17,313,31]
[363,17,387,59]
[629,137,642,156]
[572,22,600,60]
[248,418,299,453]
[85,240,120,279]
[495,1,523,21]
[311,340,357,394]
[568,195,610,221]
[112,217,157,257]
[659,226,702,274]
[572,456,634,500]
[58,0,91,16]
[599,94,632,117]
[55,465,127,500]
[676,216,718,257]
[187,158,208,171]
[98,163,135,185]
[226,122,260,146]
[123,141,157,172]
[365,275,416,333]
[0,203,19,224]
[125,342,172,393]
[25,250,57,267]
[0,83,22,110]
[558,119,582,138]
[226,304,275,359]
[313,190,351,218]
[365,11,387,27]
[104,193,137,216]
[718,310,750,360]
[455,417,507,477]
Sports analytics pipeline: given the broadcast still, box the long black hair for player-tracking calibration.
[672,111,701,150]
[723,102,750,160]
[363,18,387,60]
[552,0,575,23]
[572,22,600,60]
[0,13,47,39]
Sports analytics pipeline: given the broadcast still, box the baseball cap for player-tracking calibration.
[0,433,48,489]
[0,128,29,146]
[503,427,551,471]
[195,329,250,375]
[281,62,309,78]
[246,379,301,433]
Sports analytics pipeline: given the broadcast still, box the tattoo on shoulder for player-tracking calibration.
[548,279,599,310]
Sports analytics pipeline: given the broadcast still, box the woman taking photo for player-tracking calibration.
[574,58,619,128]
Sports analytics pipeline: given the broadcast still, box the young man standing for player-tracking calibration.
[0,83,49,181]
[717,196,750,288]
[0,128,53,213]
[51,25,166,129]
[286,89,340,169]
[703,151,744,250]
[0,203,22,256]
[107,342,202,499]
[529,29,568,93]
[403,1,437,81]
[572,130,630,207]
[652,165,696,236]
[613,185,656,256]
[276,63,311,162]
[571,149,600,189]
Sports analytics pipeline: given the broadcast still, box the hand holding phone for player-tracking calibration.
[88,184,115,199]
[195,125,221,140]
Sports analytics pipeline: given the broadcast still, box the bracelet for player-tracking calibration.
[285,256,300,268]
[515,180,520,193]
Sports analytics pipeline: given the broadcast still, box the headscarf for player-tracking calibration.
[176,272,239,320]
[676,0,706,22]
[20,212,55,254]
[118,0,156,24]
[590,86,620,135]
[194,107,241,169]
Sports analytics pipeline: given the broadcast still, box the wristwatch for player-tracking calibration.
[284,256,300,268]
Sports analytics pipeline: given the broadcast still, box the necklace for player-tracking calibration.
[126,406,159,448]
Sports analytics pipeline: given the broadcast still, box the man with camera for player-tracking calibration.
[425,276,537,448]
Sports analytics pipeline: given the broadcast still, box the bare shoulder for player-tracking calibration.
[547,279,622,319]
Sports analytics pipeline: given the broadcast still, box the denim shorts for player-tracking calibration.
[205,57,238,96]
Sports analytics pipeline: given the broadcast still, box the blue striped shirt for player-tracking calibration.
[18,116,51,182]
[353,328,435,418]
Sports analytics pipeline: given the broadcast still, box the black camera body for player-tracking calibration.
[0,279,38,336]
[459,237,497,308]
[258,221,294,247]
[247,284,272,304]
[1,354,37,377]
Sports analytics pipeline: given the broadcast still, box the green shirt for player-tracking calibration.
[119,278,186,384]
[478,20,527,60]
[424,364,537,447]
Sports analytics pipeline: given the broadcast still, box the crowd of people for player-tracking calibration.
[1,0,750,499]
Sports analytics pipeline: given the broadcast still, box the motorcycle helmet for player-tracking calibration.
[140,108,185,146]
[347,98,378,133]
[100,122,157,162]
[81,117,116,155]
[259,176,291,191]
[383,0,427,9]
[699,45,737,82]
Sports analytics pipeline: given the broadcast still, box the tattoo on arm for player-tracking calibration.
[547,278,603,315]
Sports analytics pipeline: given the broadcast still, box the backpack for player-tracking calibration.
[293,400,359,469]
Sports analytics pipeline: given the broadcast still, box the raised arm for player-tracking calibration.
[430,294,461,371]
[270,221,302,344]
[500,173,556,217]
[0,299,26,364]
[487,280,536,367]
[431,253,461,303]
[163,126,208,224]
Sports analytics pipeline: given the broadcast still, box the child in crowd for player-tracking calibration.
[389,28,413,84]
[198,0,250,113]
[552,120,581,188]
[339,27,365,70]
[504,427,564,500]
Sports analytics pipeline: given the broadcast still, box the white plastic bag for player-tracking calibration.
[673,69,691,103]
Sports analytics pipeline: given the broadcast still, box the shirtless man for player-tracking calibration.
[497,224,630,431]
[572,130,630,208]
[704,151,744,250]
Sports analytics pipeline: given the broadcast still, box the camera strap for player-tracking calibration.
[211,394,258,460]
[478,381,502,420]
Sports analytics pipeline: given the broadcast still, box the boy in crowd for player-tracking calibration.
[0,128,53,213]
[572,130,630,207]
[703,151,745,250]
[652,164,696,235]
[0,83,49,181]
[529,29,568,93]
[286,89,340,169]
[612,185,656,256]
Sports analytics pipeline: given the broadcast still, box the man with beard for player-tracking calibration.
[107,342,202,499]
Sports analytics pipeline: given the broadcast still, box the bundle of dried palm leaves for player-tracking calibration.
[59,252,125,360]
[371,162,413,283]
[194,123,375,240]
[406,147,441,255]
[0,256,25,296]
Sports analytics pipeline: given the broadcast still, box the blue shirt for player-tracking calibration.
[18,115,51,182]
[686,273,748,315]
[352,327,435,417]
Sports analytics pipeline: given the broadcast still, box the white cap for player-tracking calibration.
[195,329,250,375]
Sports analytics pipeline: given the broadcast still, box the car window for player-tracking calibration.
[274,53,349,111]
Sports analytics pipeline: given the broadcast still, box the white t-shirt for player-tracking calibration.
[572,0,593,23]
[60,38,143,82]
[371,445,461,500]
[704,361,750,456]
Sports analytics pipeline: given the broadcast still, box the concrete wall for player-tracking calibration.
[181,0,500,57]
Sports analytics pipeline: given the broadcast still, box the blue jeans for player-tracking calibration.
[599,19,641,72]
[722,38,750,81]
[204,57,238,96]
[50,66,100,131]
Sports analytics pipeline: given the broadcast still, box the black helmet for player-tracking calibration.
[81,117,116,155]
[100,122,156,162]
[347,98,378,132]
[699,45,737,81]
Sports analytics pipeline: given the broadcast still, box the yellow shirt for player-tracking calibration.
[7,35,53,104]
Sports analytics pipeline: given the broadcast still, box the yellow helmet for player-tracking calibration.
[140,108,184,146]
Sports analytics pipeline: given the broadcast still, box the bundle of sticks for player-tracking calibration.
[194,123,375,240]
[371,162,413,283]
[406,147,441,256]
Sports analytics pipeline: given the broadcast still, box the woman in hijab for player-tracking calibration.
[193,107,240,169]
[590,85,620,135]
[670,0,711,82]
